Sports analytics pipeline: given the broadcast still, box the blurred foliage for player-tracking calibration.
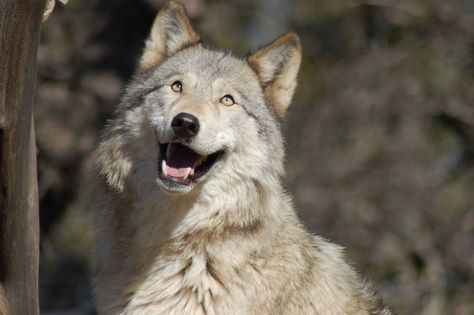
[37,0,474,314]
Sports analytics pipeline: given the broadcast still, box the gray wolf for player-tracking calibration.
[92,2,393,314]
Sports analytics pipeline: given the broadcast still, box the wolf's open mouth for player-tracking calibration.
[158,142,223,186]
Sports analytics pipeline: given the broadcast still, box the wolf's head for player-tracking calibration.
[95,1,301,199]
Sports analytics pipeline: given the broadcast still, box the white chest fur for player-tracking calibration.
[98,183,277,315]
[121,249,247,315]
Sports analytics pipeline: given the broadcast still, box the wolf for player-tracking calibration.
[92,2,392,314]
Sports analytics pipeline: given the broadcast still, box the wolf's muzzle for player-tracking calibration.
[171,112,200,138]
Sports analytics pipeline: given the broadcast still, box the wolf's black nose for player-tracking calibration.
[171,112,200,138]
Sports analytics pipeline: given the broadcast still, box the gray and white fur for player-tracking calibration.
[92,2,393,314]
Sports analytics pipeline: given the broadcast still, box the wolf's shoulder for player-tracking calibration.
[289,233,393,315]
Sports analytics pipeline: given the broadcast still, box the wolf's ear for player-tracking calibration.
[139,1,200,72]
[247,33,301,118]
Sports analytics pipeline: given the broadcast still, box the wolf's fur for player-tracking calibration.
[92,2,392,314]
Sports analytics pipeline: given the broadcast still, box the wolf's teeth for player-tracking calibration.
[189,168,195,176]
[162,160,168,177]
[183,167,192,180]
[195,155,207,166]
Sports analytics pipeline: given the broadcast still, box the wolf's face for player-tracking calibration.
[95,1,301,196]
[145,49,269,193]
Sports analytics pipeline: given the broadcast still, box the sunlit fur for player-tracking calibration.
[92,2,392,314]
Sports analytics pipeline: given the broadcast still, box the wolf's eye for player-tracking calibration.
[220,94,235,106]
[171,81,183,93]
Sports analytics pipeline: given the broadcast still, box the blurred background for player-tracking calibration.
[37,0,474,314]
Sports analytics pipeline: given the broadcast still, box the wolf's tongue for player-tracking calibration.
[165,143,199,178]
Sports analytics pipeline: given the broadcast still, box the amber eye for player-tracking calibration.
[220,94,235,106]
[171,80,183,93]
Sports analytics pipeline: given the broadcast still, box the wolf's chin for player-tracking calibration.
[157,142,223,192]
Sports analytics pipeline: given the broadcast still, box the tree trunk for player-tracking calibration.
[0,0,46,314]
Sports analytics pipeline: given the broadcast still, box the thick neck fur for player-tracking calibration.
[130,170,285,249]
[97,170,292,314]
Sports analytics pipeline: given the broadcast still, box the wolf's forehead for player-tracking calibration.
[160,47,258,86]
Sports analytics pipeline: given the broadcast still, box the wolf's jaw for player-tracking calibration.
[158,142,223,189]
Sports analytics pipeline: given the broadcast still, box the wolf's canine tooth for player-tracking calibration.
[183,167,191,180]
[162,160,168,177]
[195,155,206,166]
